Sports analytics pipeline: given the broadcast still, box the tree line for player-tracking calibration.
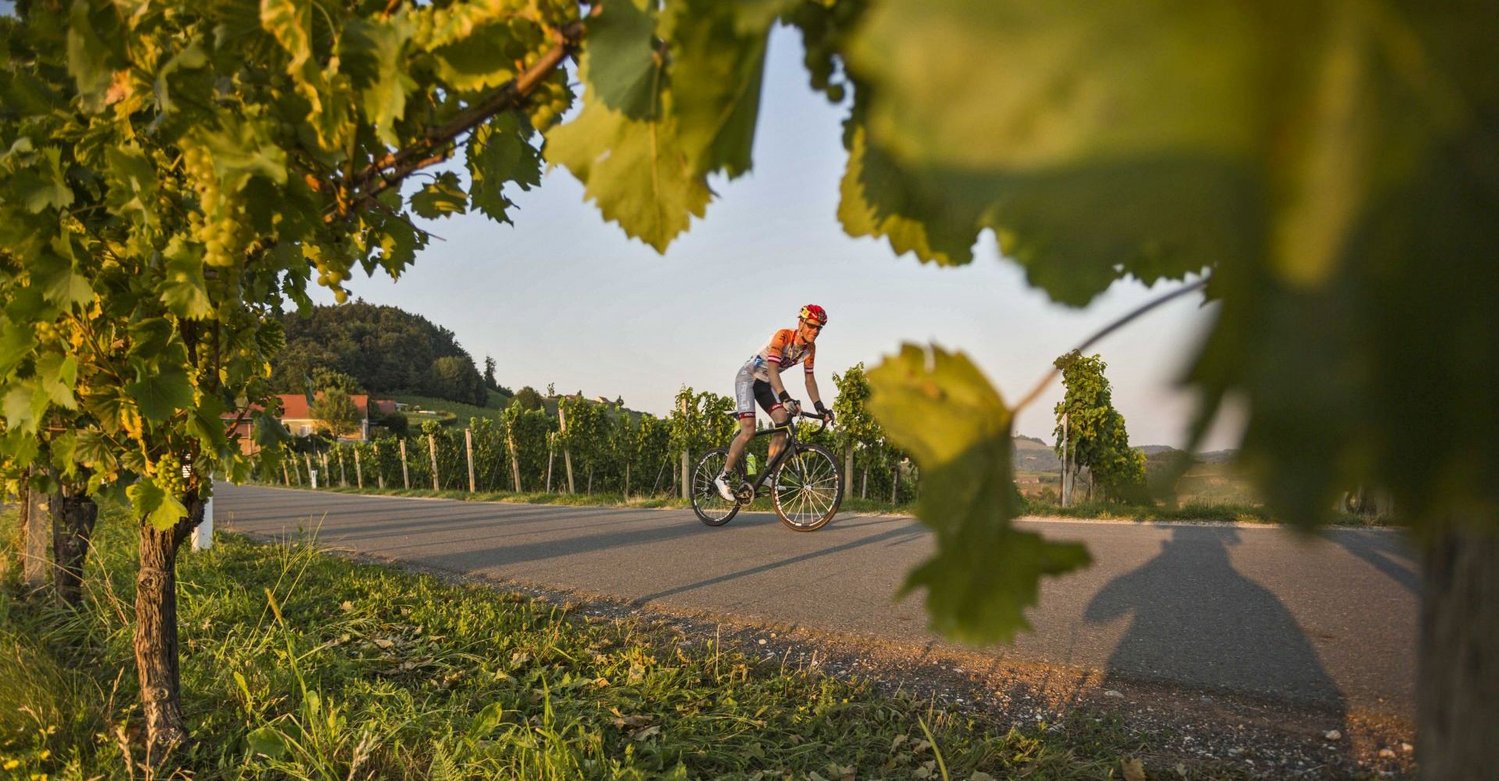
[271,302,492,407]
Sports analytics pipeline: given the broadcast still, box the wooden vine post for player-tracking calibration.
[506,426,523,493]
[465,428,476,493]
[559,400,575,494]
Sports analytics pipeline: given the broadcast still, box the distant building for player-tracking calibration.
[223,409,259,455]
[275,393,374,441]
[222,394,387,453]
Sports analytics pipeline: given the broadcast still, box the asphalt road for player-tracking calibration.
[215,483,1418,720]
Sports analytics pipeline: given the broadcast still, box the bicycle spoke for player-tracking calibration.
[773,445,843,530]
[691,449,740,526]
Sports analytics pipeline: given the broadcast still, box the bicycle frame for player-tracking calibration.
[738,423,799,493]
[732,412,824,495]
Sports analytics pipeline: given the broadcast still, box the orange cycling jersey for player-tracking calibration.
[747,328,816,381]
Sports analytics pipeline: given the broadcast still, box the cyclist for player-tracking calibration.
[714,304,836,501]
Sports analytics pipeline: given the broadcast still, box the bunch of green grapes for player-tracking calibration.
[503,14,546,63]
[314,259,351,302]
[536,0,581,29]
[154,451,186,496]
[788,0,864,104]
[525,69,574,130]
[305,235,358,303]
[32,319,57,343]
[181,142,247,268]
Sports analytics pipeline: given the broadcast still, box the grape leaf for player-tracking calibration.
[160,249,214,319]
[845,0,1499,526]
[199,119,288,187]
[867,344,1090,644]
[582,0,660,118]
[127,317,175,361]
[2,379,51,435]
[262,0,353,153]
[128,477,189,531]
[839,124,978,267]
[66,0,124,112]
[411,0,518,51]
[73,430,120,474]
[662,0,771,178]
[252,408,291,448]
[839,1,1287,304]
[13,147,74,213]
[31,244,93,307]
[188,393,230,455]
[410,171,467,219]
[0,318,38,376]
[151,40,208,119]
[127,368,194,422]
[370,209,422,275]
[546,91,709,252]
[35,351,78,410]
[427,24,516,92]
[260,0,312,75]
[467,114,540,225]
[105,144,159,222]
[84,387,143,439]
[730,0,801,34]
[341,17,416,148]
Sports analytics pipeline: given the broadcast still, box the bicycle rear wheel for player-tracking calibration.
[690,447,740,527]
[771,443,843,531]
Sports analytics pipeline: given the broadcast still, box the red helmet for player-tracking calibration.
[799,304,828,327]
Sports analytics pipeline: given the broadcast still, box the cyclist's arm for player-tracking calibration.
[804,372,822,408]
[767,362,790,400]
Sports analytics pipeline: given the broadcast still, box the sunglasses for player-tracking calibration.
[804,322,823,332]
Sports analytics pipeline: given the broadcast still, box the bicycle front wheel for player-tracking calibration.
[771,443,843,531]
[690,447,740,527]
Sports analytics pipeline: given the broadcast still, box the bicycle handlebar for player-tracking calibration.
[797,411,830,433]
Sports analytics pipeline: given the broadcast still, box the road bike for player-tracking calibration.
[690,412,844,531]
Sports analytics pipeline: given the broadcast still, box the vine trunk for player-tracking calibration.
[1417,523,1499,778]
[50,491,98,607]
[135,495,203,765]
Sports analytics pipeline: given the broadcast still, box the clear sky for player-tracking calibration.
[303,27,1243,449]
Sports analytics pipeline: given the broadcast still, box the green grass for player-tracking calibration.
[0,505,1207,780]
[1020,500,1277,524]
[1018,499,1400,527]
[391,395,481,425]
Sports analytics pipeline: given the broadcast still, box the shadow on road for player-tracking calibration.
[1327,528,1419,596]
[1084,526,1348,721]
[634,520,928,603]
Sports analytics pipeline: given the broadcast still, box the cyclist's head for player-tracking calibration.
[798,304,828,331]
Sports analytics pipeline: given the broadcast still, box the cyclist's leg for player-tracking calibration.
[755,380,791,462]
[723,416,755,475]
[724,364,760,474]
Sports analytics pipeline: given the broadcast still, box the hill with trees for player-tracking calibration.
[271,302,494,406]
